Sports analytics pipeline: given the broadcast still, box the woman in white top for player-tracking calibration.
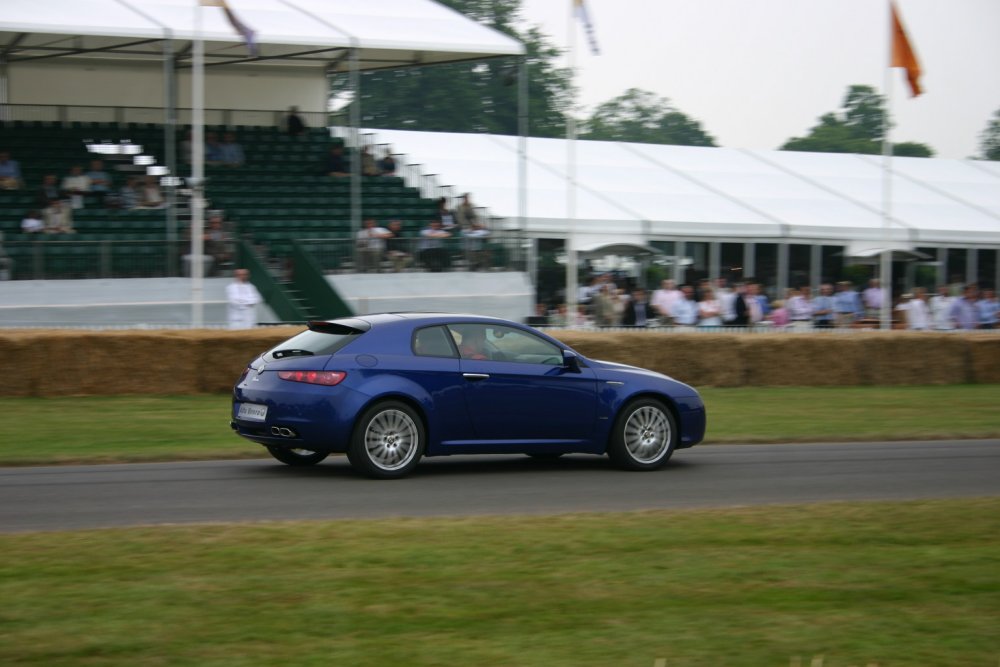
[698,288,723,326]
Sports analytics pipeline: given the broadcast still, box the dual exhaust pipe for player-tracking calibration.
[270,426,298,438]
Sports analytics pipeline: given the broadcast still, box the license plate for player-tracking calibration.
[237,403,268,422]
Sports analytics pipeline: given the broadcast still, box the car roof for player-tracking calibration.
[323,312,512,328]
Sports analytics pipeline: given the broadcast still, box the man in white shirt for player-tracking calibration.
[651,279,683,325]
[670,285,700,327]
[356,218,390,273]
[862,278,886,318]
[929,285,954,330]
[226,268,263,330]
[895,288,929,330]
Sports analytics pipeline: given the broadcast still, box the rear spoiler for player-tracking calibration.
[307,319,372,334]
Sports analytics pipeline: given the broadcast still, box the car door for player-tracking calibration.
[449,323,598,443]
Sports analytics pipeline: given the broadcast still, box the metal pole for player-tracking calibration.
[349,45,361,269]
[190,1,205,327]
[879,2,894,330]
[564,2,578,316]
[163,32,178,275]
[518,55,528,235]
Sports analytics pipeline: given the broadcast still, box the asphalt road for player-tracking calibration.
[2,440,998,533]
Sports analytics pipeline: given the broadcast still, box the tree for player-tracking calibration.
[581,88,716,146]
[979,108,1000,161]
[781,84,934,157]
[333,0,571,138]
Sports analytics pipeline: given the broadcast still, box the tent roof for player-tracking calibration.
[368,128,1000,247]
[0,0,524,71]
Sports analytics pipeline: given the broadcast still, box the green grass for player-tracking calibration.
[1,499,998,666]
[1,385,998,466]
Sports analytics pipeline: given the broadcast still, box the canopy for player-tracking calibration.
[0,0,524,71]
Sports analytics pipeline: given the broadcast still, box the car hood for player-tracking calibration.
[587,358,694,391]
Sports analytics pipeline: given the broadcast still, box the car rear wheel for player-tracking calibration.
[348,401,425,479]
[608,398,676,471]
[266,445,329,466]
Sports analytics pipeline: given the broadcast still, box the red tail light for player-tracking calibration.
[277,370,346,386]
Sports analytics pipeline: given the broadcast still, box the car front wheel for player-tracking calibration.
[348,401,425,478]
[608,399,676,471]
[266,445,329,466]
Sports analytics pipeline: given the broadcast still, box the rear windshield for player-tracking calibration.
[265,328,363,360]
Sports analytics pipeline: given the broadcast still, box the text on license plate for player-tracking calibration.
[237,403,268,422]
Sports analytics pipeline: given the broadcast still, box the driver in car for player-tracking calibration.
[457,327,490,360]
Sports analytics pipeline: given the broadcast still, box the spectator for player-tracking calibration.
[697,287,722,326]
[462,220,491,270]
[204,133,224,166]
[895,288,929,330]
[418,219,452,272]
[833,281,863,327]
[85,159,113,207]
[21,210,44,234]
[787,286,813,331]
[455,193,478,229]
[670,285,700,327]
[226,268,263,329]
[768,300,790,328]
[139,175,165,208]
[204,213,233,274]
[119,177,141,210]
[862,278,885,318]
[325,145,349,178]
[437,197,457,230]
[715,277,737,323]
[977,288,998,329]
[36,174,63,208]
[384,220,411,272]
[651,279,682,325]
[286,106,307,137]
[360,146,379,177]
[929,285,954,330]
[948,283,979,330]
[0,151,23,190]
[746,282,766,326]
[623,287,652,327]
[217,133,245,167]
[356,218,390,273]
[811,283,835,328]
[43,199,74,234]
[378,149,397,176]
[61,165,91,209]
[591,283,616,326]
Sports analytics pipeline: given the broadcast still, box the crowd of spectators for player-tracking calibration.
[353,193,492,273]
[534,275,999,330]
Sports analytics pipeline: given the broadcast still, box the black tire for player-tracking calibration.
[607,398,677,471]
[347,400,425,479]
[266,445,329,466]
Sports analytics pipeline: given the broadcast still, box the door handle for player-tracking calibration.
[462,373,490,381]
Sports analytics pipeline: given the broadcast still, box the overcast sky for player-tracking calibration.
[517,0,1000,159]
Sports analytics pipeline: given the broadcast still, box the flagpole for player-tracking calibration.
[565,1,578,321]
[191,0,205,328]
[879,1,895,331]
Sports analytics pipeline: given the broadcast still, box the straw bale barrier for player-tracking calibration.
[0,329,997,397]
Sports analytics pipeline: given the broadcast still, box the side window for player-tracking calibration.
[448,323,563,364]
[487,325,563,365]
[413,326,457,358]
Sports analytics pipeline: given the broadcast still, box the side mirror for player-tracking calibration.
[562,349,581,373]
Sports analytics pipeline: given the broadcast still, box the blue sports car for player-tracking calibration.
[231,313,706,478]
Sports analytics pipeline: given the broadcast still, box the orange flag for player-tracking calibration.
[890,1,922,97]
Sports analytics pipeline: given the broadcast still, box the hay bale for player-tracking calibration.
[0,333,42,397]
[550,331,746,387]
[24,330,200,396]
[859,333,970,385]
[740,334,867,386]
[968,334,1000,384]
